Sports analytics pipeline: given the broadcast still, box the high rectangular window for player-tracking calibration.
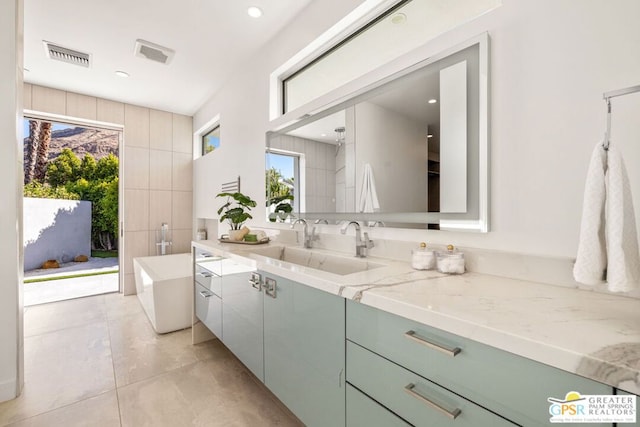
[202,125,220,155]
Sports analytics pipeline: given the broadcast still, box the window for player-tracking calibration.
[202,125,220,155]
[266,150,300,222]
[281,0,500,113]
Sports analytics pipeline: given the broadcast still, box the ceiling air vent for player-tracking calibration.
[134,39,175,65]
[43,41,91,67]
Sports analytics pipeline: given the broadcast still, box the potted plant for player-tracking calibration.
[267,194,294,222]
[216,191,257,239]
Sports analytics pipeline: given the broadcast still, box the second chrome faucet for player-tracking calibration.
[340,221,374,258]
[291,219,314,249]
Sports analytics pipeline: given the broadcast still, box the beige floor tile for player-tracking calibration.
[104,293,144,321]
[24,295,107,337]
[5,391,120,427]
[118,340,301,427]
[108,311,216,387]
[0,322,115,425]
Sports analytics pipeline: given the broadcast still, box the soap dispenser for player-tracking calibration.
[411,242,435,270]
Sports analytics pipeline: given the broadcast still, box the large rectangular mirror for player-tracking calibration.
[266,33,489,232]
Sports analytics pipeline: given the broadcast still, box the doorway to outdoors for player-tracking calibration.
[22,115,122,306]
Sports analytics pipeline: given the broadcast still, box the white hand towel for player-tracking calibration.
[604,144,640,292]
[358,163,380,213]
[573,142,607,285]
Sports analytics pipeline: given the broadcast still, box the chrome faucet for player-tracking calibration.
[340,221,374,258]
[291,219,313,249]
[156,223,172,255]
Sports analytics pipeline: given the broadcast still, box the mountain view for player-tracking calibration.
[23,126,119,163]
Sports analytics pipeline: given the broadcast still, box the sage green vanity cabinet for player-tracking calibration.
[348,341,517,426]
[221,271,264,381]
[262,272,346,427]
[346,300,613,427]
[194,262,223,339]
[615,390,639,426]
[346,384,411,427]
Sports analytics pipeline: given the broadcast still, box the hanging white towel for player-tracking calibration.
[358,163,380,213]
[574,142,608,285]
[574,142,640,292]
[604,144,640,292]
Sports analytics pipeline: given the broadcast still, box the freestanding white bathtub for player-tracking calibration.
[133,253,192,334]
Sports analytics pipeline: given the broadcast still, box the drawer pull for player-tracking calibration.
[199,290,213,298]
[404,330,461,357]
[197,272,213,278]
[404,383,461,420]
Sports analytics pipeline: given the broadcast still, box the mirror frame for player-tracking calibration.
[266,33,490,232]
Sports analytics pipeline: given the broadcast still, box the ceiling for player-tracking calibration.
[23,0,313,116]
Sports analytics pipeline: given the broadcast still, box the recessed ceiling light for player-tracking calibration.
[428,98,437,104]
[115,70,130,78]
[320,133,327,137]
[427,134,433,138]
[390,13,406,25]
[247,6,263,18]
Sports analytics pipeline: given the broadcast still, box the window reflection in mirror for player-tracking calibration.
[266,150,299,223]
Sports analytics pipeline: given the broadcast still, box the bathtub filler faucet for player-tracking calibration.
[157,223,173,255]
[341,221,374,258]
[291,219,315,249]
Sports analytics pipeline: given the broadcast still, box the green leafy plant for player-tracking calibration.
[216,192,257,230]
[267,194,294,222]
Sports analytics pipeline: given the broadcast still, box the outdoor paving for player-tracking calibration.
[24,257,119,306]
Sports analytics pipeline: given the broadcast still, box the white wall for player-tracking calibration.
[195,0,640,258]
[0,0,24,402]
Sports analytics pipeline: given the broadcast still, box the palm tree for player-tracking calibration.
[24,120,40,184]
[34,121,52,182]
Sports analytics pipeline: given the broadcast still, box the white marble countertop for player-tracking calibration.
[192,239,640,394]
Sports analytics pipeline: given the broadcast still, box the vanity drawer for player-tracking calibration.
[347,301,612,426]
[346,384,411,427]
[195,283,222,338]
[347,341,516,427]
[195,265,222,297]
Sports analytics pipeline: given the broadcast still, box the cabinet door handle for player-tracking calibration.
[265,277,277,298]
[248,279,262,291]
[248,273,262,291]
[404,383,461,420]
[404,330,461,357]
[199,290,213,298]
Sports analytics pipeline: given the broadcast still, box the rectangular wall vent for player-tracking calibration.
[134,39,175,65]
[43,41,91,68]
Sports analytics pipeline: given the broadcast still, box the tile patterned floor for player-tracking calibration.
[0,294,302,427]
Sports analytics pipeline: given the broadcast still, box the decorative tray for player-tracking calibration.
[218,236,270,245]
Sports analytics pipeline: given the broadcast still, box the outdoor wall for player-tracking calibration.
[0,0,24,403]
[23,198,91,271]
[194,0,640,259]
[24,83,194,295]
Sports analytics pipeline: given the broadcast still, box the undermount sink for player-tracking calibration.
[246,245,386,276]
